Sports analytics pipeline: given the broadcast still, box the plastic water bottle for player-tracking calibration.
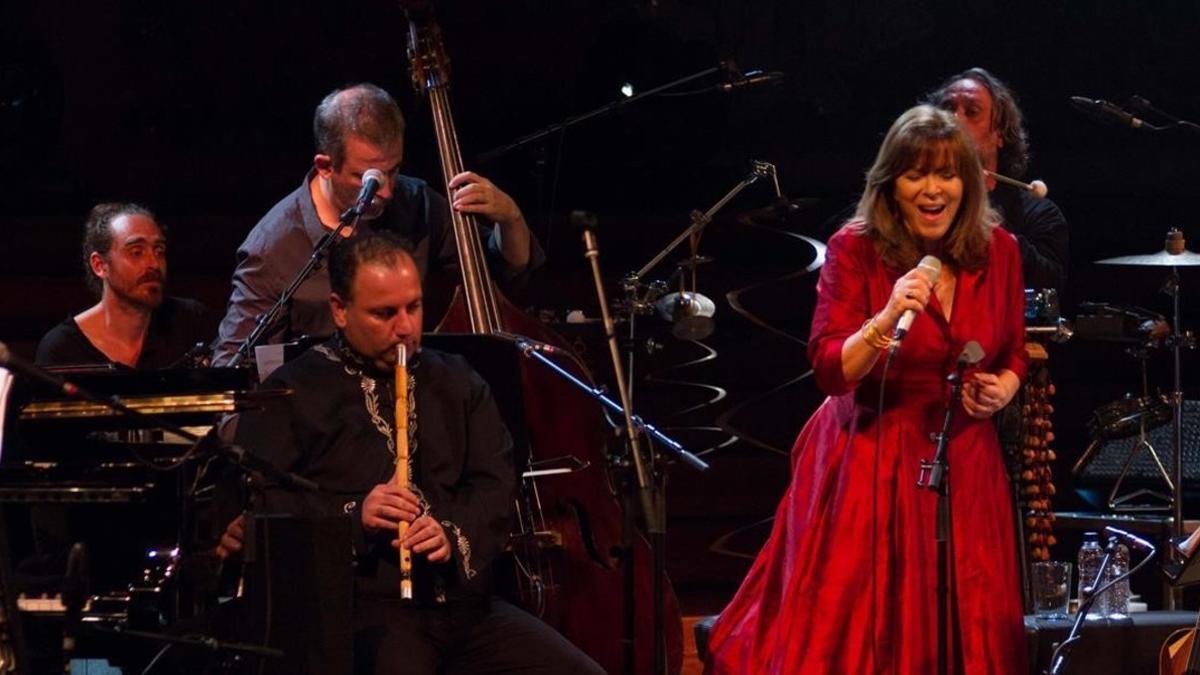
[1105,536,1131,620]
[1076,531,1107,620]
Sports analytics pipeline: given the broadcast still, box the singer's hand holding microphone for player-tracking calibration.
[863,255,940,355]
[879,265,936,335]
[849,256,939,380]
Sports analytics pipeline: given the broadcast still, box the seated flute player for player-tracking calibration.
[215,231,602,674]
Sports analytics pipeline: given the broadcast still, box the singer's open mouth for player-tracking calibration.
[917,204,946,214]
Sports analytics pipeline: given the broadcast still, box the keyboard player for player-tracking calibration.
[34,202,212,370]
[3,203,222,669]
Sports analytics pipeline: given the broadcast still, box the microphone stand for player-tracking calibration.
[1045,533,1156,675]
[1046,542,1116,675]
[619,161,780,391]
[508,335,704,675]
[476,64,726,164]
[91,624,284,666]
[634,161,779,282]
[228,204,369,367]
[507,337,706,472]
[577,221,708,675]
[917,358,970,675]
[1125,95,1200,135]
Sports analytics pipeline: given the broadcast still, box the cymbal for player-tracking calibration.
[674,255,714,269]
[736,197,820,224]
[1095,249,1200,266]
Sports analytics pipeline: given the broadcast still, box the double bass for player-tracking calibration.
[400,3,684,673]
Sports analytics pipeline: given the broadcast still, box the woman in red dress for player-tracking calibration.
[706,105,1029,675]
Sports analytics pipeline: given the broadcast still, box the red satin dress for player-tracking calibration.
[706,224,1030,675]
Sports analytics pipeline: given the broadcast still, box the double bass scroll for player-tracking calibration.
[403,3,502,335]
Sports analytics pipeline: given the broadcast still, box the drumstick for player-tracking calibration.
[985,169,1048,198]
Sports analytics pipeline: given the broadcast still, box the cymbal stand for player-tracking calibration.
[618,161,780,386]
[633,161,778,282]
[1164,261,1196,607]
[1105,341,1174,511]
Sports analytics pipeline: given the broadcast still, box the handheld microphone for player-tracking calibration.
[889,255,942,355]
[1069,96,1147,129]
[353,168,387,215]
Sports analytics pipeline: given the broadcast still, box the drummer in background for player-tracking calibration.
[927,67,1070,293]
[34,202,212,368]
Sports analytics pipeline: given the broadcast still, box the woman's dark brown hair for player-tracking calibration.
[851,104,996,272]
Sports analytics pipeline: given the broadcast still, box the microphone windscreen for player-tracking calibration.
[959,340,985,365]
[361,168,386,187]
[917,255,942,282]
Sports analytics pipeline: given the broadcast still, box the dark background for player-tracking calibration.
[3,0,1200,613]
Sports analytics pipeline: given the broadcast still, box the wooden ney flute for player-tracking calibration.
[394,344,414,600]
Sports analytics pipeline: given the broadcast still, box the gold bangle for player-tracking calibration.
[860,316,892,350]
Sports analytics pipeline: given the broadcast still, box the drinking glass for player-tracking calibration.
[1032,561,1072,620]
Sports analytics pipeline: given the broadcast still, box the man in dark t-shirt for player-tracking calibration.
[35,202,210,368]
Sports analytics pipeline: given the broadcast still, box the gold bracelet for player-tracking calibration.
[860,316,892,350]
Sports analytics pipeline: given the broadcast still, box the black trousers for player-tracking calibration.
[354,595,605,675]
